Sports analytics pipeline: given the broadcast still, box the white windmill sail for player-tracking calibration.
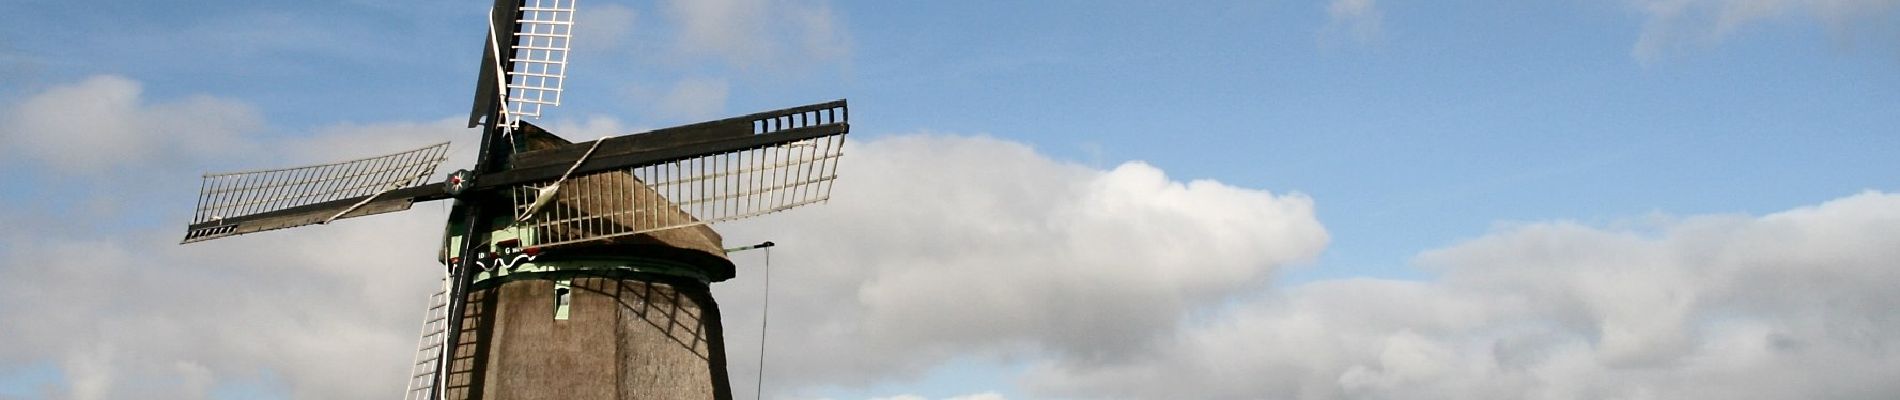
[509,102,848,248]
[183,142,452,243]
[472,0,577,129]
[403,282,451,400]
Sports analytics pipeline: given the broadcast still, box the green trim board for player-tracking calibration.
[470,256,718,287]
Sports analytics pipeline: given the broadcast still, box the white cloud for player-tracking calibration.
[582,0,848,124]
[0,75,263,174]
[667,0,767,59]
[0,75,476,225]
[0,75,461,399]
[657,77,732,120]
[548,114,643,141]
[288,118,473,169]
[712,133,1328,391]
[576,3,640,54]
[1024,191,1900,399]
[1324,0,1383,44]
[1629,0,1900,62]
[0,207,447,399]
[661,0,851,68]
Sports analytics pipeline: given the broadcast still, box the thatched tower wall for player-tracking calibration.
[440,275,731,400]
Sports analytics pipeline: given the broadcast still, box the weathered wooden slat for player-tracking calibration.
[182,195,422,243]
[510,99,846,167]
[478,123,848,190]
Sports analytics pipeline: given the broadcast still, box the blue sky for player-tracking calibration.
[3,1,1899,399]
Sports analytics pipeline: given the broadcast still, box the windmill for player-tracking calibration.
[179,0,849,398]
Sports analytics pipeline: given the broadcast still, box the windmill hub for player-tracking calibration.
[179,1,851,398]
[447,170,476,196]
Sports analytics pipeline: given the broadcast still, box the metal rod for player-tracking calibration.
[722,241,775,253]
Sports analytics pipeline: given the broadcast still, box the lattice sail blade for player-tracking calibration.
[506,0,577,123]
[183,142,452,243]
[403,283,450,400]
[473,0,577,128]
[511,103,848,249]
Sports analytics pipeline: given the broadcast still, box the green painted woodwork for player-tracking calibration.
[469,256,715,287]
[552,279,572,320]
[442,216,718,286]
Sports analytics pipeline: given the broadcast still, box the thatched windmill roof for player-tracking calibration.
[511,123,736,281]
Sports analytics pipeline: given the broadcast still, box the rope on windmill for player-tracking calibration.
[518,136,609,222]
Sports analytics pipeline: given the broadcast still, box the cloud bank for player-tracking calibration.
[1025,192,1900,399]
[0,76,1327,399]
[0,76,466,400]
[5,76,1900,400]
[711,134,1328,394]
[0,75,261,175]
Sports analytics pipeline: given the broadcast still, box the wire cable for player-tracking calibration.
[755,246,773,400]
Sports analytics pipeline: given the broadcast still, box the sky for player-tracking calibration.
[1,0,1898,399]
